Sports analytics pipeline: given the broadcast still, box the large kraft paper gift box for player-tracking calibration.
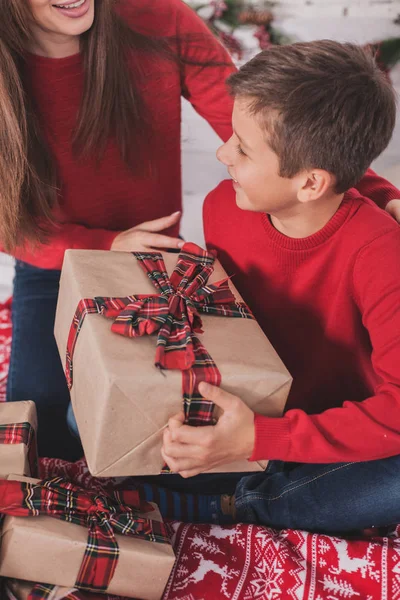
[54,244,292,477]
[0,476,175,599]
[0,401,37,478]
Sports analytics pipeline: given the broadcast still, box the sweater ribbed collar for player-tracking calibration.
[261,191,355,251]
[25,50,82,70]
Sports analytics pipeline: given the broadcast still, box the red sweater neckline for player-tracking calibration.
[25,51,82,70]
[261,191,354,251]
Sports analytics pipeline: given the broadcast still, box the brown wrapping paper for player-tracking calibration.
[0,476,175,600]
[54,249,292,477]
[0,401,37,478]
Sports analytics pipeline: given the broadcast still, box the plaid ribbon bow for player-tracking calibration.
[0,477,169,593]
[0,422,37,477]
[66,242,254,426]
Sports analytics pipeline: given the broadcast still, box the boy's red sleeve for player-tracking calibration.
[355,168,400,209]
[250,228,400,464]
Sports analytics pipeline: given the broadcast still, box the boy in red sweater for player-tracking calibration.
[154,41,400,532]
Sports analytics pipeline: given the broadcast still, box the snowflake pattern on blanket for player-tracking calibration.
[163,522,400,600]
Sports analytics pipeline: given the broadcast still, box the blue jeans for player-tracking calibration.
[142,457,400,532]
[117,456,400,533]
[6,261,83,461]
[233,455,400,532]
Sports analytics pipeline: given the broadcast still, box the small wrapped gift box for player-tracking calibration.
[0,476,175,599]
[54,244,292,477]
[0,401,37,478]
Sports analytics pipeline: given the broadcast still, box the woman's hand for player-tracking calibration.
[161,382,256,478]
[111,211,184,252]
[385,199,400,223]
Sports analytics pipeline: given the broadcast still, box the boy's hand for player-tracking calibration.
[161,382,255,478]
[385,199,400,223]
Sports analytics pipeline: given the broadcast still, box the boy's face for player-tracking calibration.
[217,98,298,214]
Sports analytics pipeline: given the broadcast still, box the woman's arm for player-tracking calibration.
[356,168,400,215]
[175,0,236,141]
[119,0,236,141]
[5,213,183,270]
[11,223,118,269]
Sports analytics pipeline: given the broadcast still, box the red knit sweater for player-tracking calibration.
[204,180,400,464]
[9,0,235,269]
[6,0,400,269]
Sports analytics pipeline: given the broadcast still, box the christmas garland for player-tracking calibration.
[189,0,289,59]
[189,1,400,73]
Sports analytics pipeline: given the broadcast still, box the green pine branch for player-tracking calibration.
[374,38,400,70]
[217,0,245,28]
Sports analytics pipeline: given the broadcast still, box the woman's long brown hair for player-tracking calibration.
[0,0,175,252]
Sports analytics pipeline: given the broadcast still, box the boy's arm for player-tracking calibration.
[357,168,400,218]
[161,227,400,476]
[250,227,400,464]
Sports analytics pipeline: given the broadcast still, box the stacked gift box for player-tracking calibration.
[0,243,292,598]
[0,475,175,598]
[0,401,38,479]
[0,402,174,599]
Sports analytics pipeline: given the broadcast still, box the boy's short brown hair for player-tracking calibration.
[228,40,396,193]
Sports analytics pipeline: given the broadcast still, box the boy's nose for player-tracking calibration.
[216,141,232,166]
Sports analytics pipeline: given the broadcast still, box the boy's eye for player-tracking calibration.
[236,144,246,157]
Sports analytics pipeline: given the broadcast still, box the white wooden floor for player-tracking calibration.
[1,10,399,301]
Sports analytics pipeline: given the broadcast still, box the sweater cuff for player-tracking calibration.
[380,188,400,209]
[249,413,291,462]
[79,228,119,251]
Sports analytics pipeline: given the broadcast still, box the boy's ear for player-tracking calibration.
[297,169,335,203]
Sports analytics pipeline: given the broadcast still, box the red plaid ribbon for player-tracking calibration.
[26,587,118,600]
[66,243,253,429]
[0,477,169,593]
[28,585,62,600]
[27,584,78,600]
[0,422,37,477]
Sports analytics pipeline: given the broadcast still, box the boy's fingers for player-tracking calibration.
[180,469,202,478]
[169,423,213,445]
[163,440,203,459]
[167,413,185,440]
[198,382,238,411]
[168,412,185,428]
[161,448,204,473]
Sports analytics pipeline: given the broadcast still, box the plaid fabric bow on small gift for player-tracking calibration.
[0,421,37,476]
[66,243,254,430]
[0,477,169,596]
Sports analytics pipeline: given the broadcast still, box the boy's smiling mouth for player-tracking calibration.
[228,170,239,184]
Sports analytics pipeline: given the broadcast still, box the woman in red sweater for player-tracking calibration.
[1,0,399,460]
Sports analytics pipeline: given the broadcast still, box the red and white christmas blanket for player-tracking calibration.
[1,299,400,600]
